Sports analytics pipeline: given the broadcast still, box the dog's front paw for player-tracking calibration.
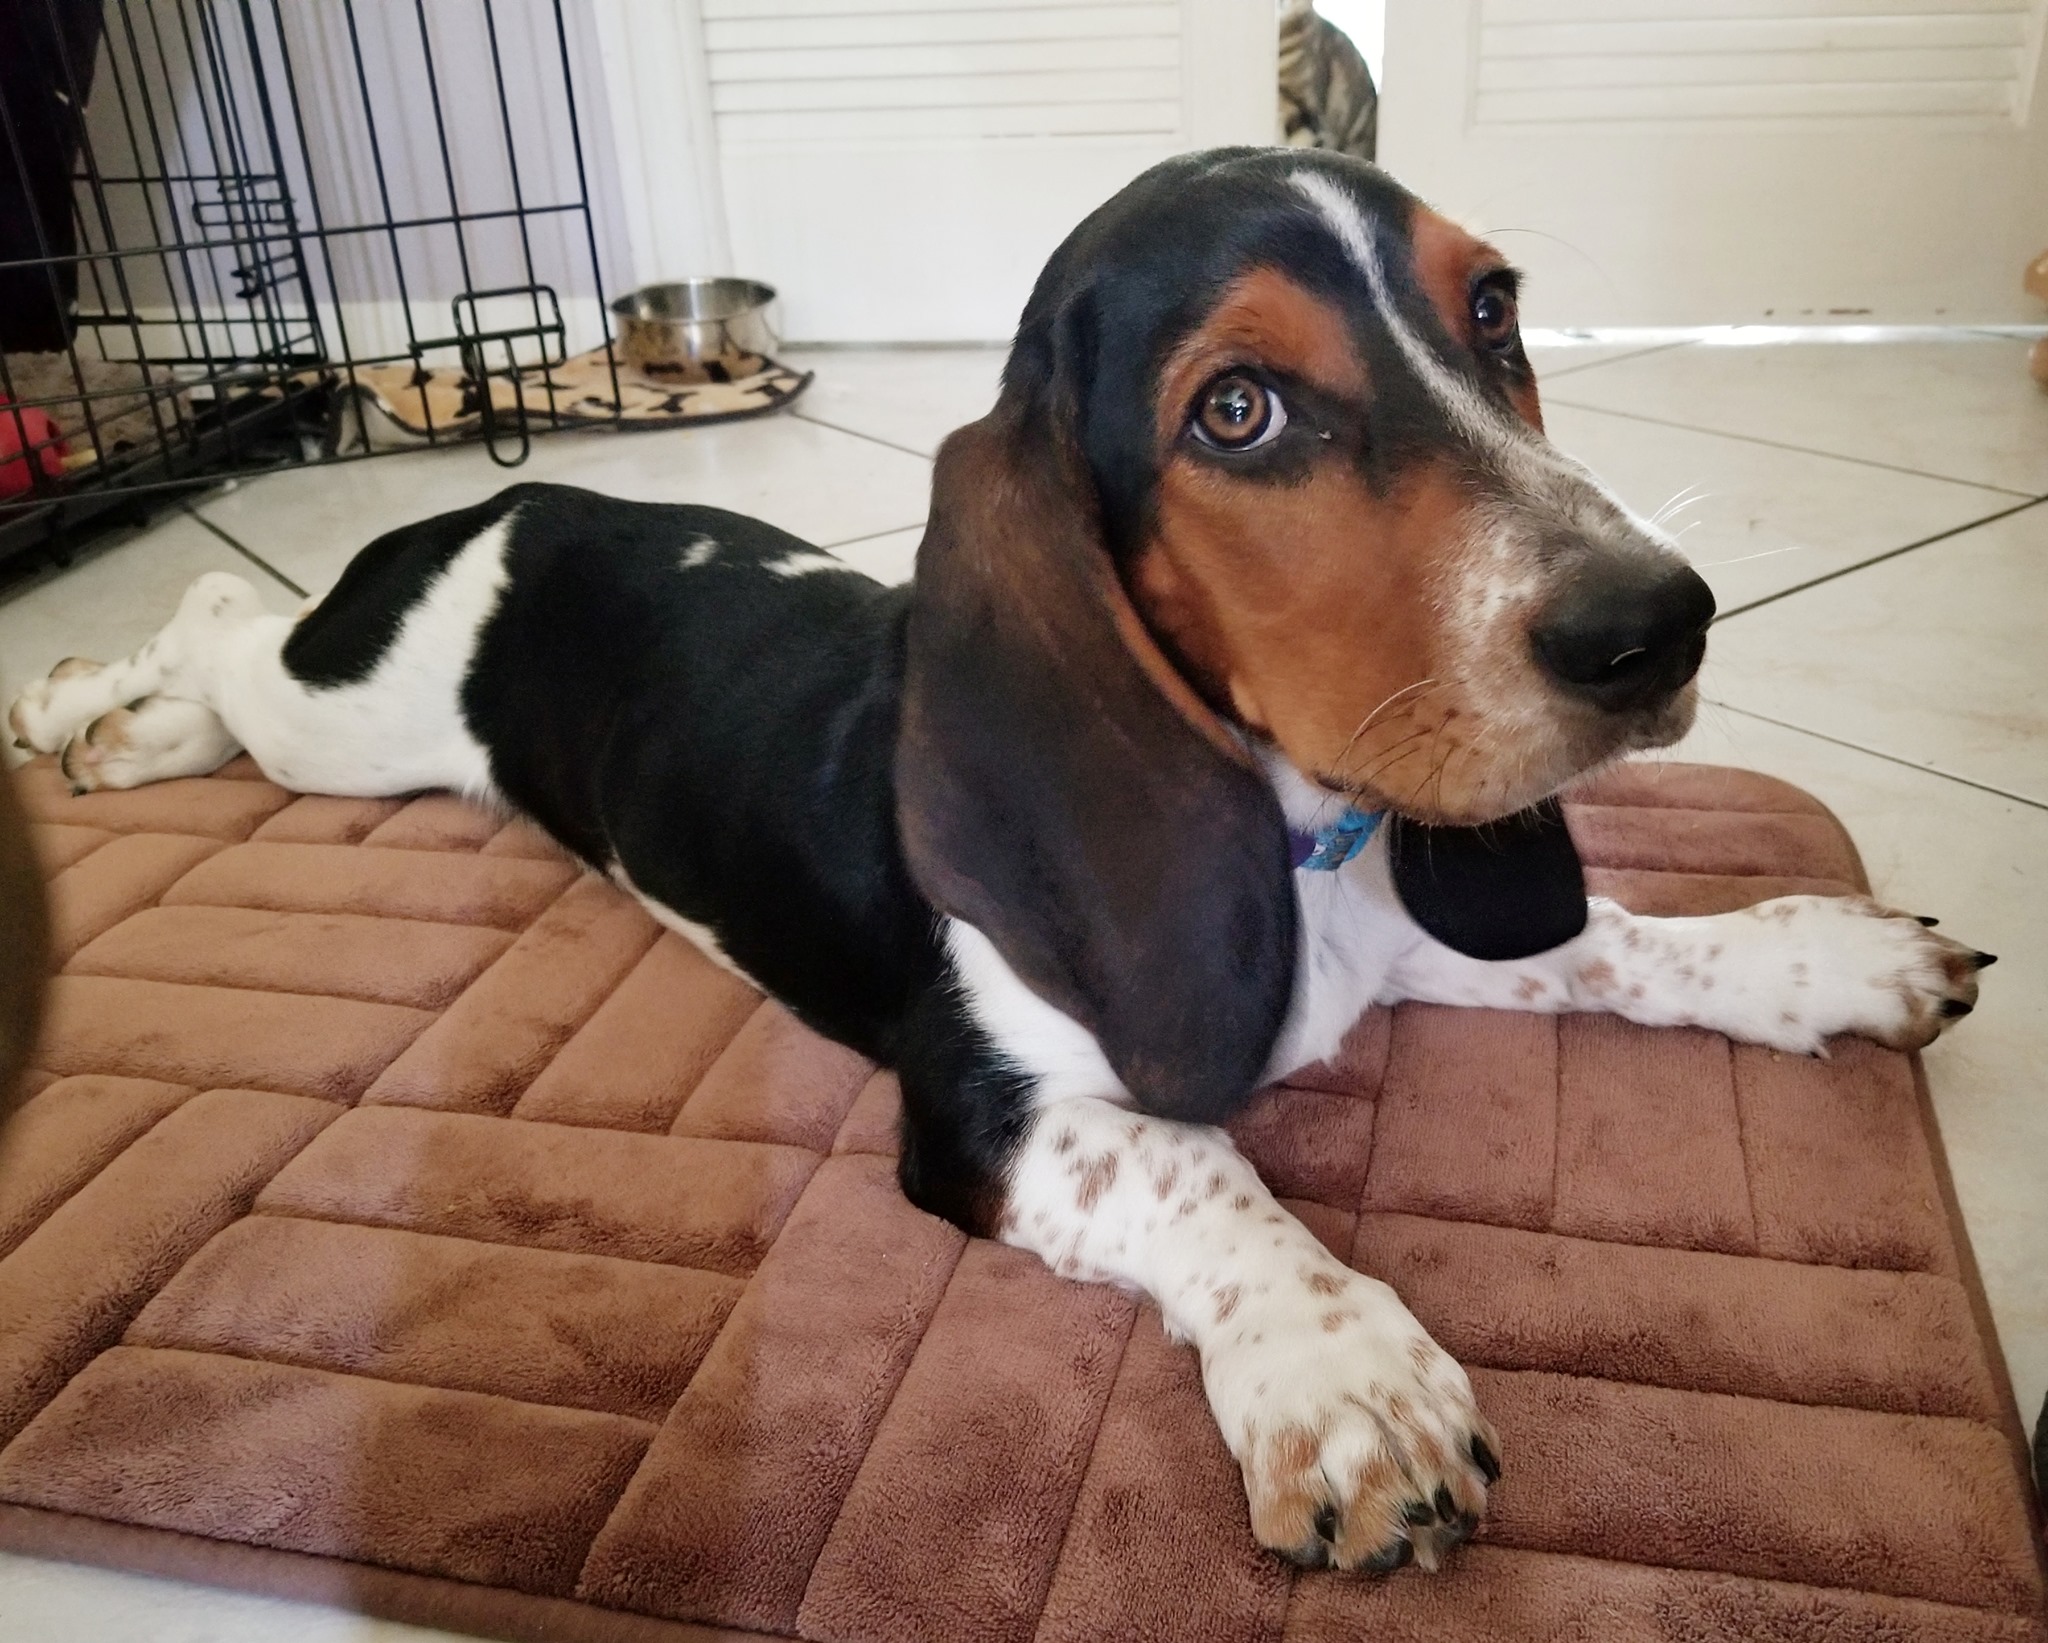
[1749,895,1993,1053]
[8,657,104,754]
[1203,1262,1498,1572]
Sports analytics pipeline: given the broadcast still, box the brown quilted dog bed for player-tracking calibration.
[1,756,2042,1643]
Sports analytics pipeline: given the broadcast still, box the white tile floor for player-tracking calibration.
[1,332,2043,1640]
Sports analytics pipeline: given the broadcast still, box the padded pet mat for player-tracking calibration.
[1,757,2042,1643]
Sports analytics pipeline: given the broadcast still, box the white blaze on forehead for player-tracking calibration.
[1287,169,1530,470]
[1287,168,1677,551]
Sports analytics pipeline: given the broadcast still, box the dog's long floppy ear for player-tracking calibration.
[1388,798,1588,962]
[896,399,1296,1123]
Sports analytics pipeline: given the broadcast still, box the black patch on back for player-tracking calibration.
[441,484,936,1064]
[1389,798,1588,961]
[282,489,527,689]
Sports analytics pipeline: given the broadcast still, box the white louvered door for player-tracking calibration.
[1382,0,2048,324]
[692,0,1273,341]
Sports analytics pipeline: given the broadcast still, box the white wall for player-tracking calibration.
[621,0,1277,344]
[1380,0,2048,327]
[1315,0,1386,85]
[76,1,1277,355]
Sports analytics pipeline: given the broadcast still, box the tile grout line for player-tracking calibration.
[788,407,937,464]
[821,520,927,552]
[189,489,921,586]
[179,504,309,600]
[1546,397,2042,498]
[1698,698,2048,814]
[1533,339,1695,380]
[1711,494,2048,622]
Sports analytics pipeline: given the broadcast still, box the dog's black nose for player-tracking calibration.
[1530,561,1715,713]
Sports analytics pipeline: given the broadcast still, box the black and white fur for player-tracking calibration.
[9,150,1987,1574]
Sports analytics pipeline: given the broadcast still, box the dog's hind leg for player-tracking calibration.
[6,657,109,754]
[59,696,242,793]
[11,657,130,755]
[15,504,514,802]
[8,571,271,757]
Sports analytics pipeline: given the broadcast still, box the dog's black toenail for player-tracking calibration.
[1940,999,1973,1018]
[1914,915,1939,926]
[1973,951,1998,968]
[1402,1499,1435,1526]
[1470,1435,1501,1483]
[1313,1503,1340,1543]
[1363,1537,1413,1574]
[1433,1484,1456,1521]
[11,738,25,750]
[1444,1510,1480,1548]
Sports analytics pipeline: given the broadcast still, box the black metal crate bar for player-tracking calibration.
[0,0,619,567]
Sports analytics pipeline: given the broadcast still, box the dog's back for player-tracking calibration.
[286,482,934,1057]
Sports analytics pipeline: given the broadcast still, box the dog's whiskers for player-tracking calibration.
[1334,677,1440,770]
[1648,484,1709,529]
[1685,542,1814,570]
[1426,729,1457,816]
[1344,718,1438,794]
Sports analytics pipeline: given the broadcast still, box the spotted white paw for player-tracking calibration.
[1739,895,1993,1054]
[1202,1260,1498,1572]
[58,697,239,793]
[8,657,109,755]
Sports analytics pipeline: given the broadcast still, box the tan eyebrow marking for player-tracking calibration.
[1153,266,1367,448]
[1292,169,1557,461]
[1409,207,1541,432]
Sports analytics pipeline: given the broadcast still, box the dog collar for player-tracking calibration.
[1288,806,1384,872]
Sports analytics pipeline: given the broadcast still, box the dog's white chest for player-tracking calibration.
[1262,839,1416,1084]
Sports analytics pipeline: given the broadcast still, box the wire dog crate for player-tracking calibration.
[0,0,620,569]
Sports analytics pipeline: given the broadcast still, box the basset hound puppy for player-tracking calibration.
[10,149,1991,1574]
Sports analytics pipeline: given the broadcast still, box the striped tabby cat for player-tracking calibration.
[1278,0,1378,161]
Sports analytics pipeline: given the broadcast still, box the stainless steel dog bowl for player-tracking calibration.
[610,279,778,370]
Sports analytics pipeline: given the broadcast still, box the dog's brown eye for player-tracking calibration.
[1472,285,1518,348]
[1193,374,1287,450]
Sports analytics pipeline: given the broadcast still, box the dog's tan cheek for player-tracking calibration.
[1143,461,1505,799]
[1132,476,1272,720]
[1508,377,1543,433]
[1151,474,1409,766]
[1132,557,1269,731]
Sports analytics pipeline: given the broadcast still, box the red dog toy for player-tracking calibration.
[0,397,66,499]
